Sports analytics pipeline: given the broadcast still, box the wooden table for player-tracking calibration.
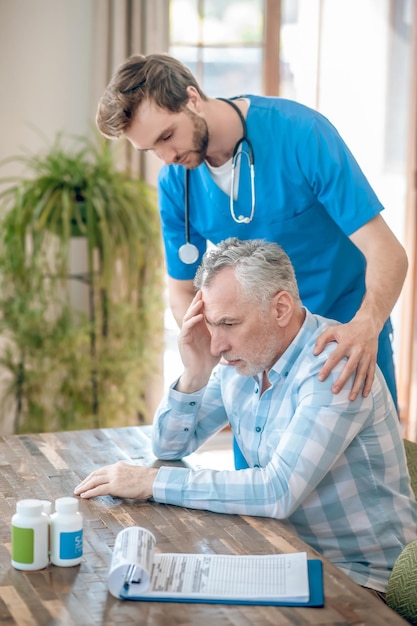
[0,425,408,625]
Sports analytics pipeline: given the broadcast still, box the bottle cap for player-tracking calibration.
[40,500,52,515]
[55,496,79,514]
[16,499,44,516]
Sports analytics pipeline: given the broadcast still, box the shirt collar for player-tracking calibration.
[255,308,319,384]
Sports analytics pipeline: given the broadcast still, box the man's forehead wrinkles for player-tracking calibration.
[204,308,240,327]
[205,316,228,327]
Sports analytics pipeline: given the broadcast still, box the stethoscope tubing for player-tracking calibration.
[179,97,256,264]
[178,167,200,264]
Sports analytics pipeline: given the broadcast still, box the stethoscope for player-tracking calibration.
[178,98,256,265]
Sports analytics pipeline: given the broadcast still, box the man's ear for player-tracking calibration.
[185,86,202,112]
[272,291,294,327]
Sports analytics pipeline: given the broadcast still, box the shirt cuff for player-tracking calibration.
[153,466,191,506]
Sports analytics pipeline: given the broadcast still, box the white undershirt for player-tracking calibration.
[205,157,235,197]
[204,98,250,201]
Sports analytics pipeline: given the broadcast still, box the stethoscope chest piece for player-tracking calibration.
[179,167,200,264]
[178,241,199,264]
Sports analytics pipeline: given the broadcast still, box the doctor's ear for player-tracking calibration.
[272,291,294,327]
[185,86,202,111]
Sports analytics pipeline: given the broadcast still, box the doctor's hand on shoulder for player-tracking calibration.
[313,315,379,402]
[314,214,407,403]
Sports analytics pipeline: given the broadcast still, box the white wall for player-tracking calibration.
[0,0,95,178]
[0,1,97,433]
[0,0,97,316]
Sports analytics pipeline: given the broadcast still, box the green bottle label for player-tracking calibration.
[12,526,34,564]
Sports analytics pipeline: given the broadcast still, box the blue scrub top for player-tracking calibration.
[158,95,397,406]
[158,95,384,324]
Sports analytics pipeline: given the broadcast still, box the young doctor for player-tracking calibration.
[95,53,407,441]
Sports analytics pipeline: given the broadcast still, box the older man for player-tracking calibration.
[75,238,417,596]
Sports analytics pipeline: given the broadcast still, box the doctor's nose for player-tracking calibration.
[155,146,178,165]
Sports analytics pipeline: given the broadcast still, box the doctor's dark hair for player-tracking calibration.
[96,53,208,138]
[194,238,301,310]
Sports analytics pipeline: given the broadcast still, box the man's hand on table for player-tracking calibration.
[74,462,158,500]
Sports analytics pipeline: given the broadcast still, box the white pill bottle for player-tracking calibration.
[11,499,49,570]
[50,496,83,566]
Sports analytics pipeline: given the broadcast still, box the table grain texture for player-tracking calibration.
[0,425,408,625]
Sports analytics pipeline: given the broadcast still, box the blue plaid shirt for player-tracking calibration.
[152,309,417,591]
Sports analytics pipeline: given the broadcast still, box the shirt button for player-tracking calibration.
[189,401,196,406]
[255,426,261,433]
[254,388,259,394]
[184,427,189,432]
[254,464,260,468]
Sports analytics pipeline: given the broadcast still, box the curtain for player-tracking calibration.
[91,0,169,180]
[89,0,169,415]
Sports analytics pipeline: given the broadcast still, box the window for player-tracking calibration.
[167,0,416,428]
[169,0,267,96]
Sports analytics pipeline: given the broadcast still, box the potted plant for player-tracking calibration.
[0,133,164,433]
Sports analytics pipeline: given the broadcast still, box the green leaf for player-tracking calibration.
[0,132,164,433]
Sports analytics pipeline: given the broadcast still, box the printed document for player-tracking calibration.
[108,526,310,603]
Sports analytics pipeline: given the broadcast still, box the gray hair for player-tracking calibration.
[194,238,301,309]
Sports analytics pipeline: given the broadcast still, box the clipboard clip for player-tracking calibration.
[122,564,142,591]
